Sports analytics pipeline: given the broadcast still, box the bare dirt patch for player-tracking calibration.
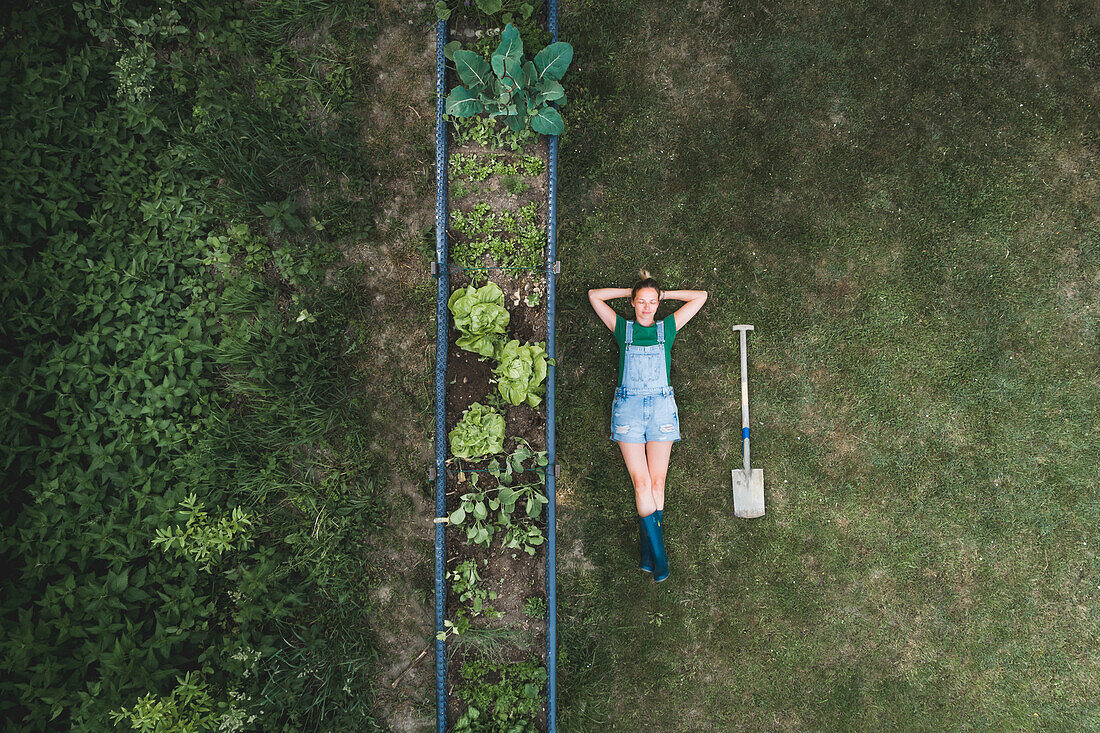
[364,474,434,733]
[350,9,439,733]
[357,15,437,257]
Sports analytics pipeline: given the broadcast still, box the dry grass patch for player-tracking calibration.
[344,9,439,733]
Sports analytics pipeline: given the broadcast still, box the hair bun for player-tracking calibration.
[638,269,652,280]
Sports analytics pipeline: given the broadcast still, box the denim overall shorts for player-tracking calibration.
[610,319,681,444]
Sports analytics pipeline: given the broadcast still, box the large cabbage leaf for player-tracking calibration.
[448,282,509,358]
[493,339,548,407]
[444,23,573,136]
[449,402,506,459]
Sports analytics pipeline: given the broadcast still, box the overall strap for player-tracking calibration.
[625,320,634,346]
[656,319,665,344]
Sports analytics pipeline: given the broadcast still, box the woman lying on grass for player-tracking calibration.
[588,271,707,582]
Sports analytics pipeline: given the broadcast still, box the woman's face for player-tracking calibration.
[632,287,660,325]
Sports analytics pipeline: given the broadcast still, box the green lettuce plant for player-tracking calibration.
[445,23,573,136]
[448,282,510,358]
[493,339,548,407]
[449,402,506,459]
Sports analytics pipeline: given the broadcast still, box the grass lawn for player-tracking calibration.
[552,1,1099,729]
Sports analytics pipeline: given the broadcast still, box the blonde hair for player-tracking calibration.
[631,269,662,301]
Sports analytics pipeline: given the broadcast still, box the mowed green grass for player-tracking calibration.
[553,1,1099,730]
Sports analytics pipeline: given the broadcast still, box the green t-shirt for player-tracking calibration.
[613,314,677,387]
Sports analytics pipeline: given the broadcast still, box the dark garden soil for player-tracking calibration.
[443,265,549,729]
[439,7,556,727]
[441,95,551,733]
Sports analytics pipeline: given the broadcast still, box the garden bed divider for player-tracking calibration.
[433,1,561,729]
[544,5,561,732]
[433,17,450,733]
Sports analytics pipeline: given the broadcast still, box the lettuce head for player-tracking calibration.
[448,282,510,358]
[493,339,548,407]
[449,402,506,459]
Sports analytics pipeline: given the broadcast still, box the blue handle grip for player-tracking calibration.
[742,427,750,439]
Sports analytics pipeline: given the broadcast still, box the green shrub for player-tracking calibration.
[0,2,384,730]
[0,8,228,726]
[153,495,256,572]
[108,672,246,733]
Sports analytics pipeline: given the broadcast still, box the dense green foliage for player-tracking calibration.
[454,653,546,733]
[0,6,227,727]
[0,1,385,730]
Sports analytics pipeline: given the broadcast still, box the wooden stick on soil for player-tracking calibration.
[391,641,432,689]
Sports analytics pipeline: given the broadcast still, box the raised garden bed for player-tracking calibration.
[432,2,569,730]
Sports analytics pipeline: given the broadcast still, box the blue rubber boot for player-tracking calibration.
[656,509,666,578]
[640,511,669,582]
[638,517,654,573]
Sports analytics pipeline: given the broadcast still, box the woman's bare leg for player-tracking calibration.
[617,441,656,516]
[645,441,673,512]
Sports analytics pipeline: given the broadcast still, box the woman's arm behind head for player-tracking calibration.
[663,289,708,331]
[588,288,629,332]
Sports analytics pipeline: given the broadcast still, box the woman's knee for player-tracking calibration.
[650,476,666,495]
[630,473,652,494]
